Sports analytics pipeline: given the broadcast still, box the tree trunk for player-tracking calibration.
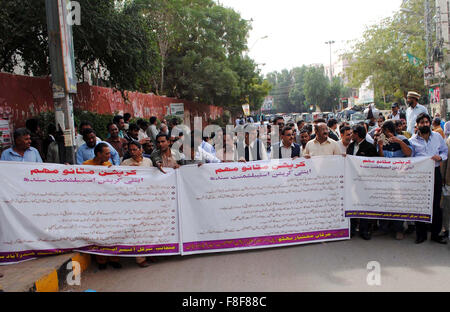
[160,56,165,95]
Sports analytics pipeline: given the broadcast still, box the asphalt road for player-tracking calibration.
[62,233,450,292]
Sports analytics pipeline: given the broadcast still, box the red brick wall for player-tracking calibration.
[0,73,53,128]
[0,73,223,129]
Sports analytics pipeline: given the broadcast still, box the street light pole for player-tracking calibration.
[250,35,268,51]
[325,40,335,80]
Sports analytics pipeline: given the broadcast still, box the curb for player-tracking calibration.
[32,253,91,292]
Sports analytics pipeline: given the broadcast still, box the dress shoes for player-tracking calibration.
[405,225,416,234]
[431,235,448,244]
[108,261,122,269]
[360,232,372,240]
[415,236,426,244]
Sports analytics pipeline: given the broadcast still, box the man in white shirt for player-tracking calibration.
[406,91,428,136]
[303,123,341,157]
[146,116,159,144]
[235,124,268,161]
[388,102,405,120]
[444,120,450,139]
[297,128,311,157]
[137,120,149,141]
[270,126,301,159]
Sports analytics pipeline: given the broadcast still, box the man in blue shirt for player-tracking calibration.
[375,120,412,240]
[76,128,120,165]
[409,113,448,244]
[1,128,43,163]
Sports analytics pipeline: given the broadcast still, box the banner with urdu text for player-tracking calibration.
[178,156,350,255]
[0,162,180,264]
[0,155,435,265]
[345,155,434,222]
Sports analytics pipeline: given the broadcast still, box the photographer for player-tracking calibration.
[374,120,412,158]
[373,120,412,240]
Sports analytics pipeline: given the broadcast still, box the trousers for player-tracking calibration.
[416,167,443,239]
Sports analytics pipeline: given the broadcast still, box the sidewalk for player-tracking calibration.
[0,252,91,292]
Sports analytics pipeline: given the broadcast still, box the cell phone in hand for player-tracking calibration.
[379,133,389,146]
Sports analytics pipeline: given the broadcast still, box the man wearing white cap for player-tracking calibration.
[405,91,428,135]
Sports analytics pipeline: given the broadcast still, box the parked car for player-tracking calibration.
[301,113,313,123]
[349,113,366,126]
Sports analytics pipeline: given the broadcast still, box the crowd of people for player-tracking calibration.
[1,90,450,271]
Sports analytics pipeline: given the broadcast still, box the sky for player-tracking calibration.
[218,0,404,75]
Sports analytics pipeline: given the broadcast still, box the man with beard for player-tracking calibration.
[374,120,412,240]
[298,129,311,156]
[405,91,427,136]
[409,113,448,244]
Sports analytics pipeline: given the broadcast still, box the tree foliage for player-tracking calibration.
[267,65,347,113]
[342,0,430,103]
[0,0,269,112]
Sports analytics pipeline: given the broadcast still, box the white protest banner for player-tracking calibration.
[345,156,434,222]
[0,162,180,265]
[178,156,349,255]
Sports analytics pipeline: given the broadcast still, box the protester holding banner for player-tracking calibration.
[120,141,154,268]
[121,141,153,167]
[25,118,45,161]
[190,131,221,164]
[347,124,378,240]
[297,129,310,157]
[235,124,268,162]
[83,143,122,269]
[0,128,43,163]
[409,113,448,244]
[303,123,341,157]
[270,126,300,159]
[151,133,182,169]
[374,120,412,240]
[338,126,352,155]
[82,143,112,167]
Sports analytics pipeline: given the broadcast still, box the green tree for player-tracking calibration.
[0,0,160,94]
[0,0,49,76]
[342,0,429,103]
[74,0,160,93]
[304,65,330,112]
[0,0,268,112]
[267,69,293,112]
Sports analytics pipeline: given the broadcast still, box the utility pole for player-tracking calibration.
[435,0,449,119]
[45,0,78,164]
[325,40,335,80]
[425,0,433,67]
